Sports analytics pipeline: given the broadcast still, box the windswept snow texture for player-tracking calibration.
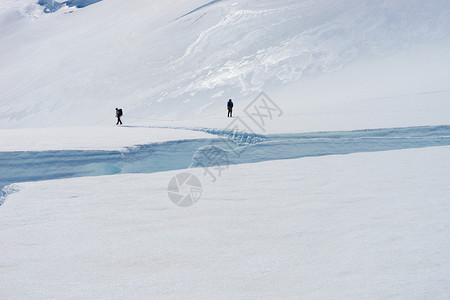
[2,125,450,199]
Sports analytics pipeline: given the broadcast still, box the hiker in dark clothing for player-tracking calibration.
[116,108,123,125]
[227,99,233,117]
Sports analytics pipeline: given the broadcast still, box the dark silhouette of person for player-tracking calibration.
[116,108,123,125]
[227,99,233,117]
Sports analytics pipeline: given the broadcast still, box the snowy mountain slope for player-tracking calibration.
[1,146,449,299]
[1,0,450,129]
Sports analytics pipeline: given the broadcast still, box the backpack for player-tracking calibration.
[118,109,123,116]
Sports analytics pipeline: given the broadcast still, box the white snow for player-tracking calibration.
[1,146,449,299]
[0,126,214,151]
[1,0,450,298]
[0,0,450,130]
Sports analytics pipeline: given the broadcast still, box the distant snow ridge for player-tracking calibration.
[37,0,102,13]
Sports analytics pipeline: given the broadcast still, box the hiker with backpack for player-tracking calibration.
[227,99,233,117]
[115,108,123,125]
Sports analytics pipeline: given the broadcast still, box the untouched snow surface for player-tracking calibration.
[1,146,450,299]
[0,126,214,151]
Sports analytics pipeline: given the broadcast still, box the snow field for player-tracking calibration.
[0,126,214,151]
[1,146,449,299]
[0,0,449,298]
